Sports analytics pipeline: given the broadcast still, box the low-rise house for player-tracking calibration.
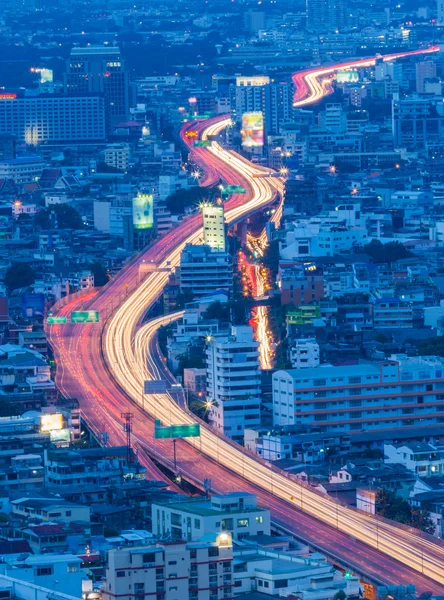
[152,493,270,542]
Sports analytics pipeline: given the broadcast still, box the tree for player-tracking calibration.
[334,591,347,600]
[4,263,35,291]
[360,240,413,264]
[89,261,108,287]
[204,301,230,322]
[35,204,83,230]
[376,488,435,534]
[166,186,218,215]
[418,336,444,358]
[262,239,280,280]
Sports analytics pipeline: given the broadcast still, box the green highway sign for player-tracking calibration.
[70,311,100,324]
[154,422,200,439]
[222,185,246,194]
[47,316,67,324]
[193,140,212,148]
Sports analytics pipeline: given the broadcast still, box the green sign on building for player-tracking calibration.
[47,316,67,325]
[154,422,200,439]
[286,304,321,326]
[221,185,246,195]
[70,311,100,324]
[193,140,212,148]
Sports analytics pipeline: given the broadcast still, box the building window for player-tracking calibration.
[36,567,53,576]
[237,518,249,528]
[256,516,263,523]
[194,519,201,529]
[67,563,78,573]
[116,571,125,578]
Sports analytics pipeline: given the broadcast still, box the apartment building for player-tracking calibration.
[289,338,320,369]
[206,326,261,442]
[371,297,413,329]
[102,537,233,600]
[392,94,444,150]
[272,355,444,433]
[0,157,44,183]
[44,446,146,487]
[103,144,131,171]
[385,442,444,478]
[152,493,270,541]
[180,245,233,299]
[0,344,57,407]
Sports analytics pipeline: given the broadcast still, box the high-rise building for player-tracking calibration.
[416,59,437,93]
[202,203,226,251]
[230,76,293,136]
[0,94,106,144]
[438,0,444,25]
[244,10,265,32]
[64,46,130,130]
[306,0,347,31]
[206,325,261,442]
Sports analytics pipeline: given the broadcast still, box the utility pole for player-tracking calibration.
[121,412,133,464]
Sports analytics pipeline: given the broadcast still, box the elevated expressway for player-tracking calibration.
[47,47,444,591]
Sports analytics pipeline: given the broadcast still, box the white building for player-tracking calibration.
[233,546,360,599]
[152,493,270,541]
[202,203,226,252]
[385,442,444,478]
[272,355,444,433]
[0,555,85,598]
[103,144,130,171]
[158,172,191,202]
[289,338,320,369]
[102,536,233,600]
[206,326,261,442]
[0,574,82,600]
[0,157,45,183]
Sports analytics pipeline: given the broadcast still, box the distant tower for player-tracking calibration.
[202,202,226,252]
[438,0,444,26]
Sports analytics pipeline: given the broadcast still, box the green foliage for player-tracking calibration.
[35,204,84,230]
[374,333,390,343]
[4,263,35,291]
[89,261,108,287]
[166,186,218,215]
[262,239,280,280]
[361,240,413,264]
[334,591,347,600]
[376,488,435,534]
[204,301,230,322]
[418,336,444,358]
[178,349,205,373]
[175,290,195,309]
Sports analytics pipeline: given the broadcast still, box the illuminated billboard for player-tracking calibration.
[50,428,71,446]
[133,193,153,229]
[41,413,64,432]
[241,112,264,148]
[336,70,359,83]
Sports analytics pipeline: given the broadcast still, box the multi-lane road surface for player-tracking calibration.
[47,47,444,591]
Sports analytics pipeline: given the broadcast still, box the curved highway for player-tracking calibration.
[47,47,444,591]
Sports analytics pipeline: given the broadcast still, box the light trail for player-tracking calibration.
[102,121,444,587]
[47,45,444,591]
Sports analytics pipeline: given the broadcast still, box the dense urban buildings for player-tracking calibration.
[2,1,444,598]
